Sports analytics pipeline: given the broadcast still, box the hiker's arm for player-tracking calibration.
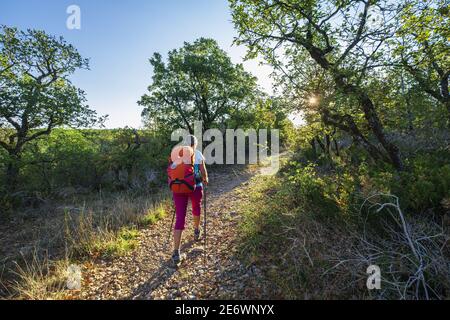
[200,160,209,185]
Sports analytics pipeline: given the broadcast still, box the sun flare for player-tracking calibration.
[308,96,319,106]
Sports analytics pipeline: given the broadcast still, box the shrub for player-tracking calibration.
[238,152,450,299]
[362,151,450,215]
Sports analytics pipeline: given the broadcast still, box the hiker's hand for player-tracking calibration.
[203,179,209,186]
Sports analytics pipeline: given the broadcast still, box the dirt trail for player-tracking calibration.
[79,166,279,300]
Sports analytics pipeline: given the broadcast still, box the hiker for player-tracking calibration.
[168,135,208,265]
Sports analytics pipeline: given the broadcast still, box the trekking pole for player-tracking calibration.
[167,206,176,251]
[203,185,207,266]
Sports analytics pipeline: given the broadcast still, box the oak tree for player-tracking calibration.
[0,26,101,189]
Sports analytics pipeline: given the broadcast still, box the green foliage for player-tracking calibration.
[285,131,450,219]
[0,26,103,191]
[392,0,450,124]
[0,25,101,136]
[230,0,449,170]
[139,203,168,227]
[93,227,140,258]
[239,147,450,298]
[226,96,296,147]
[287,164,324,204]
[363,152,450,213]
[1,128,172,198]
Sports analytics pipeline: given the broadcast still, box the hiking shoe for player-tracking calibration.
[194,228,201,242]
[171,250,182,265]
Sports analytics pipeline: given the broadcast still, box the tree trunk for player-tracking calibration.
[315,136,326,153]
[325,134,331,154]
[439,74,449,125]
[307,46,404,170]
[321,108,386,162]
[333,138,340,157]
[332,73,404,170]
[400,73,415,133]
[359,92,404,171]
[6,153,21,193]
[446,101,450,127]
[310,139,317,158]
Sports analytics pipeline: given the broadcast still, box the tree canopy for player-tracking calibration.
[230,0,449,170]
[138,38,258,132]
[0,26,102,188]
[395,0,449,119]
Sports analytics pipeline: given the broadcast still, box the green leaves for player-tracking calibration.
[394,0,449,115]
[0,26,99,135]
[139,38,258,131]
[0,26,101,189]
[1,27,89,123]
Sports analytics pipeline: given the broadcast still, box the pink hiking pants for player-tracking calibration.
[173,186,203,231]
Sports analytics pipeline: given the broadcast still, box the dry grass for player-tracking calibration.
[238,176,449,300]
[8,252,71,300]
[326,194,450,300]
[63,193,170,258]
[0,189,171,299]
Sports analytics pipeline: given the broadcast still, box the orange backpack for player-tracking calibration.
[167,146,196,193]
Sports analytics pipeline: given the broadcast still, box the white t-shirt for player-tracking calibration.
[194,149,205,165]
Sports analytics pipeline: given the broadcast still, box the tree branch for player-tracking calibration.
[337,0,370,65]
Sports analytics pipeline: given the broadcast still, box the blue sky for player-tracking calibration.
[0,0,274,128]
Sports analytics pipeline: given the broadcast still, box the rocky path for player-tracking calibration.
[78,166,279,300]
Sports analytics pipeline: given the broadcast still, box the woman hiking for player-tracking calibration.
[168,135,208,265]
